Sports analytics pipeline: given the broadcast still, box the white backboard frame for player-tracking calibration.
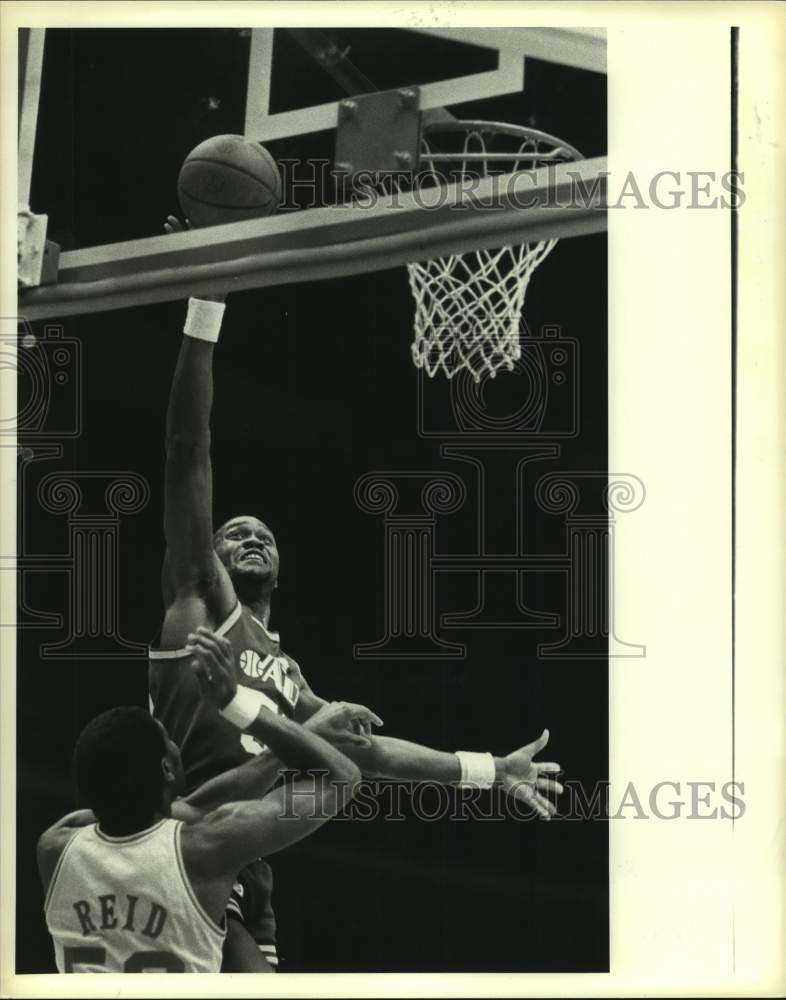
[243,27,527,142]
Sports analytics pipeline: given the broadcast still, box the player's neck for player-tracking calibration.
[241,594,272,627]
[99,807,167,838]
[233,579,274,626]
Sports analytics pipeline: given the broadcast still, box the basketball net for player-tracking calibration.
[368,123,582,382]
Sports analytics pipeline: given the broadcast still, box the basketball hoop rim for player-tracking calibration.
[420,119,584,164]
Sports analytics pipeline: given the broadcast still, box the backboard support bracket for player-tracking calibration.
[334,87,423,182]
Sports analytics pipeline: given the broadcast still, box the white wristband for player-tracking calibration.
[455,751,496,788]
[184,297,225,343]
[219,687,267,730]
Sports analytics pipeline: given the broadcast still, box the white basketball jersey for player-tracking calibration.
[44,818,224,973]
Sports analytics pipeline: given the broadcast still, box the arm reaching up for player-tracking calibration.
[158,212,234,643]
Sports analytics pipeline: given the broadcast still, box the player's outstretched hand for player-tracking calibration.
[500,729,563,820]
[187,627,237,709]
[163,214,190,234]
[305,701,384,750]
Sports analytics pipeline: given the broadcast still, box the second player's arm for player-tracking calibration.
[296,684,471,781]
[296,687,562,818]
[185,694,362,872]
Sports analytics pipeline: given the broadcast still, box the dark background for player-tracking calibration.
[18,28,608,973]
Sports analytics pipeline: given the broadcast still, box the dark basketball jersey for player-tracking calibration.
[149,602,305,790]
[149,602,307,949]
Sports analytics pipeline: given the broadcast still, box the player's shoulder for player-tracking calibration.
[36,821,84,895]
[37,822,74,860]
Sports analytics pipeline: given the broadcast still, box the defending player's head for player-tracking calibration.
[213,515,280,597]
[73,706,184,836]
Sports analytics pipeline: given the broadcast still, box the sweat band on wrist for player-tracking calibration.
[184,297,225,343]
[455,751,496,788]
[219,687,268,730]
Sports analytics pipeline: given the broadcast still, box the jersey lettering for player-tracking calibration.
[141,902,167,939]
[98,894,117,929]
[71,895,168,939]
[239,649,273,679]
[73,900,96,936]
[122,894,138,931]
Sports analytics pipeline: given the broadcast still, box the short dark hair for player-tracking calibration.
[73,706,168,832]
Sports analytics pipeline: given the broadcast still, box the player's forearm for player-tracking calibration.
[345,735,505,784]
[180,749,284,813]
[247,709,359,786]
[165,335,214,449]
[163,306,224,578]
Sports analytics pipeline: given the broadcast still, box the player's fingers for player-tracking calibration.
[194,626,224,647]
[513,782,553,819]
[187,639,227,677]
[344,703,384,728]
[528,728,549,753]
[525,791,550,820]
[536,762,561,774]
[186,644,214,671]
[536,777,564,795]
[533,790,557,816]
[355,710,383,729]
[519,787,549,819]
[190,658,212,695]
[189,630,226,660]
[187,631,212,649]
[191,645,221,671]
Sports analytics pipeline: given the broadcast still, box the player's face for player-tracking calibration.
[215,516,280,586]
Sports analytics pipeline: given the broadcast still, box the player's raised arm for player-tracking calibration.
[160,217,235,639]
[163,297,223,593]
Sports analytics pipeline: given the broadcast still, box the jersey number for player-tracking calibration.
[63,946,185,972]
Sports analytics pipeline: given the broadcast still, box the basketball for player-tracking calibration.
[177,134,281,227]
